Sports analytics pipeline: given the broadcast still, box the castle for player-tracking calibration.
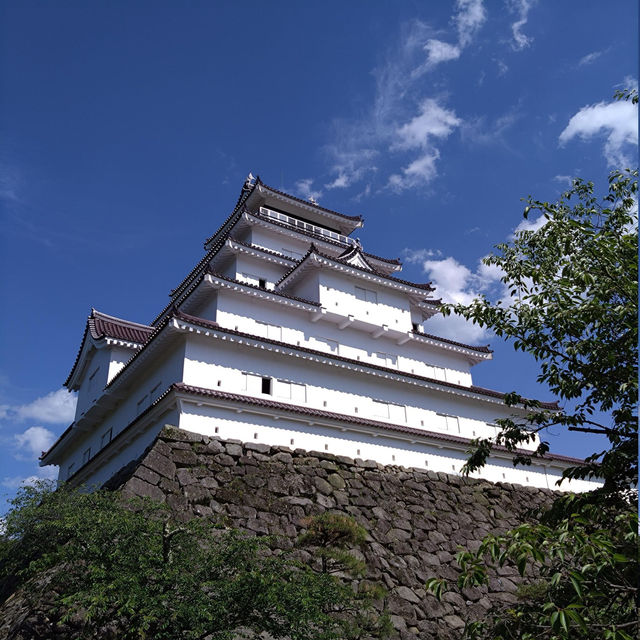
[41,175,595,491]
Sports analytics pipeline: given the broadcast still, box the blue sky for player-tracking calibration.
[0,1,637,507]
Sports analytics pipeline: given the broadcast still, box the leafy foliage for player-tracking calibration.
[0,482,389,640]
[442,169,638,491]
[428,167,639,639]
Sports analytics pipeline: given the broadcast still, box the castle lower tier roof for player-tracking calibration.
[65,310,153,388]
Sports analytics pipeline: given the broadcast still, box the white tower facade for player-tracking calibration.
[41,176,596,491]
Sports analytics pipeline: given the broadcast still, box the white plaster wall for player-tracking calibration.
[215,290,475,386]
[181,334,535,450]
[75,348,112,420]
[178,402,597,492]
[58,342,186,483]
[234,253,288,289]
[69,410,178,489]
[248,226,311,260]
[107,345,137,382]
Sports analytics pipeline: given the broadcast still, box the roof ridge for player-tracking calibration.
[277,245,435,292]
[258,180,363,222]
[412,330,493,354]
[91,309,153,331]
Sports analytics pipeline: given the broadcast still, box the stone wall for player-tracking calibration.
[113,426,552,638]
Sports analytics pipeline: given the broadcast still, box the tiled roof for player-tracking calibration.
[412,330,493,354]
[173,383,576,463]
[256,178,364,222]
[172,311,557,409]
[205,270,321,306]
[90,310,153,344]
[277,245,435,292]
[64,310,153,388]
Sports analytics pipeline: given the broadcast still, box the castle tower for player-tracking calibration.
[41,175,594,491]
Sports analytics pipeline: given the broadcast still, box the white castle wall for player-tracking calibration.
[181,333,528,448]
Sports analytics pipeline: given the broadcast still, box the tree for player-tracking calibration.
[426,168,638,639]
[0,482,389,640]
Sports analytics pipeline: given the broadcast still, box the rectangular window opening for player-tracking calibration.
[254,433,258,439]
[261,377,272,394]
[290,438,295,445]
[258,278,266,289]
[100,428,112,449]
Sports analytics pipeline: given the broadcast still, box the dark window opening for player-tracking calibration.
[412,322,419,332]
[258,278,266,289]
[261,377,272,394]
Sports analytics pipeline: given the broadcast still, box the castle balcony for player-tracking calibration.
[258,206,358,248]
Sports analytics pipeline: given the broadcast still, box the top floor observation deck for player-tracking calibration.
[257,206,359,248]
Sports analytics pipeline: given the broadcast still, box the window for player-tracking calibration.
[261,377,272,394]
[436,414,460,432]
[88,367,100,397]
[258,278,266,289]
[372,400,390,418]
[355,286,377,303]
[150,382,162,403]
[274,379,306,402]
[256,321,282,341]
[412,322,420,332]
[137,394,149,414]
[82,447,91,464]
[101,428,112,448]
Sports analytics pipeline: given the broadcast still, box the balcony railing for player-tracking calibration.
[259,206,357,247]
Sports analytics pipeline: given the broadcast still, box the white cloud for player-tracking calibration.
[393,99,462,151]
[294,178,322,202]
[513,214,547,234]
[14,426,56,459]
[553,174,573,186]
[2,465,57,489]
[14,389,77,425]
[508,0,536,50]
[403,250,506,342]
[455,0,487,48]
[415,39,461,76]
[387,99,462,190]
[388,152,441,191]
[322,5,482,194]
[559,100,638,166]
[578,50,603,66]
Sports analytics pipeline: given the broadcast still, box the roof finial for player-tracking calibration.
[244,172,256,190]
[309,196,318,205]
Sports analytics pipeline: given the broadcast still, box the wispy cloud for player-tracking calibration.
[412,1,486,77]
[460,108,520,146]
[323,4,488,195]
[294,178,322,202]
[559,99,638,166]
[388,99,462,190]
[508,0,536,50]
[578,50,604,66]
